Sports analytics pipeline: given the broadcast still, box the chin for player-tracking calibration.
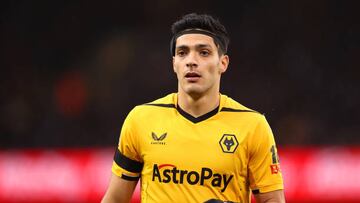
[184,87,205,98]
[181,82,211,97]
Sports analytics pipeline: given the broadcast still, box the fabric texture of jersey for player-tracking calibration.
[112,93,283,203]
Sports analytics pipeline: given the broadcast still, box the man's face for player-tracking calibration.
[172,34,229,98]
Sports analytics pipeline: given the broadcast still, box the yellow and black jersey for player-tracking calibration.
[112,93,283,203]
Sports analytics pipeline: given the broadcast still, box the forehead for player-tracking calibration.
[175,34,217,48]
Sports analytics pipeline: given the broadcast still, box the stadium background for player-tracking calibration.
[1,0,359,202]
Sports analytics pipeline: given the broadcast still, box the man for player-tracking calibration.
[102,13,285,203]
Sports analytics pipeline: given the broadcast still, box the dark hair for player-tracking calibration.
[170,13,229,56]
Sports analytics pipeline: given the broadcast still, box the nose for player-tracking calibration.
[186,62,198,69]
[185,52,198,69]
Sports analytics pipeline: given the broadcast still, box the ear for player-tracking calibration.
[219,54,229,74]
[172,56,177,73]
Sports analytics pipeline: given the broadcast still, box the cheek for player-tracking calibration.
[173,65,182,79]
[173,62,179,73]
[208,63,220,75]
[173,59,183,72]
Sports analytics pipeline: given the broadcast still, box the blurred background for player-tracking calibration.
[1,0,359,202]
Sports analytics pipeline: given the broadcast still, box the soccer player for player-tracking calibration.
[102,13,285,203]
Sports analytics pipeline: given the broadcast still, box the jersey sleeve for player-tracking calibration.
[248,115,284,193]
[111,107,144,181]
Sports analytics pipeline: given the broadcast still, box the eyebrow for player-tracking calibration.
[176,44,212,50]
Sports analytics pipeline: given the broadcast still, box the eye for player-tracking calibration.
[176,50,186,57]
[199,50,210,56]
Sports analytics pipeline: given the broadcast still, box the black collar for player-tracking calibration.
[176,105,219,124]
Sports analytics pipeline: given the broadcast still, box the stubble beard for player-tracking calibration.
[180,81,215,101]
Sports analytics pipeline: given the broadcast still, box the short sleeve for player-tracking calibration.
[248,115,284,193]
[111,108,144,181]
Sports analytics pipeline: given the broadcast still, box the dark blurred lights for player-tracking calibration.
[0,1,359,147]
[54,71,87,118]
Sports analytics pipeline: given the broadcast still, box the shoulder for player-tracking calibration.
[220,95,274,142]
[220,94,260,114]
[141,93,176,108]
[220,94,267,123]
[127,93,177,119]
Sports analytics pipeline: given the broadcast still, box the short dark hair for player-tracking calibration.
[170,13,229,56]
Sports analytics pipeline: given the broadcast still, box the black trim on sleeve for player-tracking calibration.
[204,199,227,203]
[203,199,235,203]
[114,148,143,173]
[252,189,260,194]
[121,174,140,181]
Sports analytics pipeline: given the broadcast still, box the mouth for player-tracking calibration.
[184,72,201,82]
[185,72,201,79]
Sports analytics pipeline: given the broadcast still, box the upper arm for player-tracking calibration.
[102,109,143,203]
[248,115,284,193]
[101,173,138,203]
[254,189,285,203]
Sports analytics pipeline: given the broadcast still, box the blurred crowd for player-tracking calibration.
[1,1,359,148]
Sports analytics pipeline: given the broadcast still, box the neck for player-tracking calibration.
[177,91,220,118]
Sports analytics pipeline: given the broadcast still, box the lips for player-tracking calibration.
[185,72,200,78]
[184,72,201,82]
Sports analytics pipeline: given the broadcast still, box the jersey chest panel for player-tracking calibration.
[137,112,253,202]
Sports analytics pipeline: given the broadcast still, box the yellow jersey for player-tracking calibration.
[112,93,283,203]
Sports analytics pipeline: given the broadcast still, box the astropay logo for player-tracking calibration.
[152,164,233,192]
